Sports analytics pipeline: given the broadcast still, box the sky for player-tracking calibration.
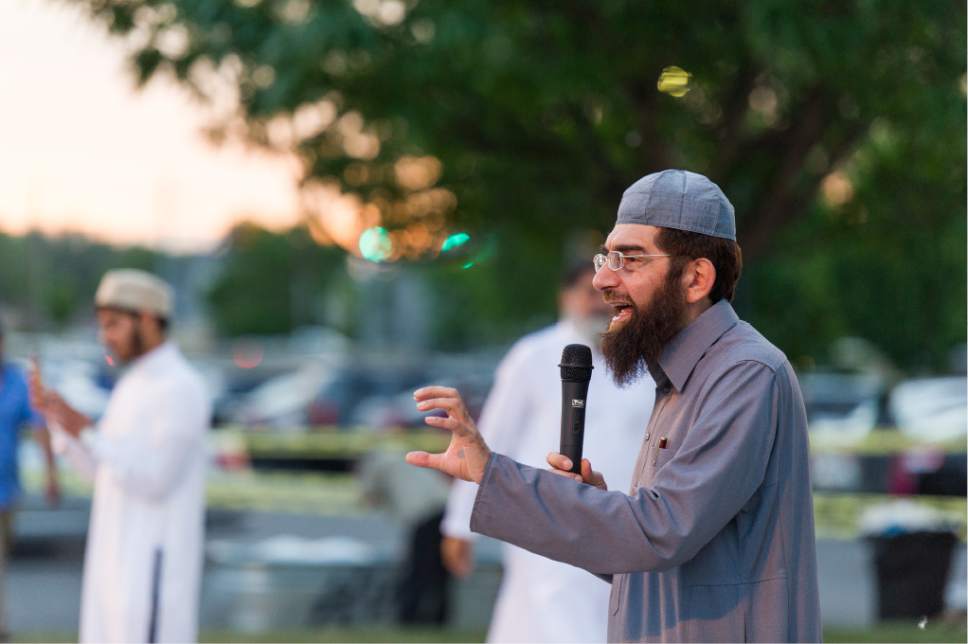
[0,0,304,252]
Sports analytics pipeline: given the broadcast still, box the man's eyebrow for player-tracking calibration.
[612,244,648,253]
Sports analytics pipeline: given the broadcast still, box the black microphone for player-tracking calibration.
[559,344,593,475]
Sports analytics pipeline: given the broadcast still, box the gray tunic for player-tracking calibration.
[470,301,821,642]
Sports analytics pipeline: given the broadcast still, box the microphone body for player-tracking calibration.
[559,344,593,475]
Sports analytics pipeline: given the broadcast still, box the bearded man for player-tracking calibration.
[30,269,210,643]
[406,170,821,642]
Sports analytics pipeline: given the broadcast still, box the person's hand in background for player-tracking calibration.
[441,536,474,578]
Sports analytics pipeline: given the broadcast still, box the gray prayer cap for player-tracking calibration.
[616,169,736,241]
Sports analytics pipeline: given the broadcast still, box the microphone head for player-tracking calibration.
[559,344,593,382]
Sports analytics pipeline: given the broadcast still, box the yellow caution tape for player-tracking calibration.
[812,492,966,541]
[221,427,449,459]
[809,429,966,455]
[216,427,965,459]
[23,470,965,540]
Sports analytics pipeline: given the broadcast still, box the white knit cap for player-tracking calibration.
[94,269,173,317]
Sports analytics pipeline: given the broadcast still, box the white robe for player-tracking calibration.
[441,320,655,643]
[53,342,210,643]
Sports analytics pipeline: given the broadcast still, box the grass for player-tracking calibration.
[14,620,967,643]
[825,619,967,643]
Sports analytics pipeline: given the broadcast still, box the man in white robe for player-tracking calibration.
[30,269,210,643]
[439,262,655,642]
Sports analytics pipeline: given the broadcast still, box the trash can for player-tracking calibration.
[868,531,957,619]
[861,501,960,620]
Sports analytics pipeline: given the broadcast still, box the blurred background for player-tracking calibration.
[0,0,965,641]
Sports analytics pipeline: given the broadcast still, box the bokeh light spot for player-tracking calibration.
[441,232,470,252]
[233,342,264,369]
[359,226,393,262]
[821,172,854,207]
[657,66,691,98]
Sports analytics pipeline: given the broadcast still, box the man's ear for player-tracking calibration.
[683,257,716,304]
[139,311,162,337]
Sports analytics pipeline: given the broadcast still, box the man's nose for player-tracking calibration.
[592,266,619,291]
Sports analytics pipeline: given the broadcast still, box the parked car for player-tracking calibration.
[349,370,494,431]
[229,365,334,429]
[799,371,887,441]
[889,376,967,443]
[307,365,430,428]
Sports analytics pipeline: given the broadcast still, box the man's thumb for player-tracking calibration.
[405,450,444,471]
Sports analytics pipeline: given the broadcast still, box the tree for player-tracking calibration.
[207,221,348,336]
[0,230,162,329]
[72,0,966,367]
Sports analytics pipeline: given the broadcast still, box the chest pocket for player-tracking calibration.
[650,436,679,475]
[636,439,678,487]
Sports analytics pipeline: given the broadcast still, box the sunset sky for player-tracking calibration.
[0,0,304,252]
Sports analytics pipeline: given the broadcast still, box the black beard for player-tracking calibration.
[601,270,688,386]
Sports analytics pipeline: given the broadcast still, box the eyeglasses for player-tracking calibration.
[593,250,671,272]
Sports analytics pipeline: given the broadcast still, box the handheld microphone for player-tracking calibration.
[559,344,593,475]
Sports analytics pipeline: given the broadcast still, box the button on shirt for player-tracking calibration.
[470,300,821,642]
[0,363,42,508]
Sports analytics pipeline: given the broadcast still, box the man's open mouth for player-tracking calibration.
[610,302,633,324]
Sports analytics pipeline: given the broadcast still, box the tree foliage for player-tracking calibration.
[71,0,966,368]
[207,221,348,336]
[0,231,161,328]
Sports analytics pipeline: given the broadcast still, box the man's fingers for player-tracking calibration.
[424,415,460,431]
[578,458,606,490]
[413,386,460,401]
[416,397,463,413]
[405,450,444,470]
[546,452,574,472]
[549,468,583,483]
[405,450,429,467]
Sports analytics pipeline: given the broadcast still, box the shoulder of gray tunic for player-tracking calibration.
[470,300,822,642]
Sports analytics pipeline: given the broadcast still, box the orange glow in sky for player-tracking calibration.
[0,1,303,252]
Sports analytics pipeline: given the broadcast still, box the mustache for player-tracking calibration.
[601,291,633,306]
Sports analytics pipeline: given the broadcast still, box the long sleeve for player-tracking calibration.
[50,422,98,482]
[470,361,779,575]
[15,375,45,430]
[83,380,208,503]
[441,341,536,539]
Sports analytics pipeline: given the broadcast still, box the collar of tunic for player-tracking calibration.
[651,300,739,393]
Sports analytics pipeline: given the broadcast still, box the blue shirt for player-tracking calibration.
[0,363,42,507]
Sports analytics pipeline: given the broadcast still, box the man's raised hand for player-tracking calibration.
[28,357,89,438]
[405,386,491,484]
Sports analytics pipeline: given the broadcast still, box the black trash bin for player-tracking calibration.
[868,530,958,620]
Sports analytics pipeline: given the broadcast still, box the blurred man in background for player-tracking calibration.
[30,270,210,644]
[358,447,452,625]
[439,261,655,642]
[0,322,59,640]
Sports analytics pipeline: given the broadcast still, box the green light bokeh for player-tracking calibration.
[358,226,392,262]
[441,232,471,252]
